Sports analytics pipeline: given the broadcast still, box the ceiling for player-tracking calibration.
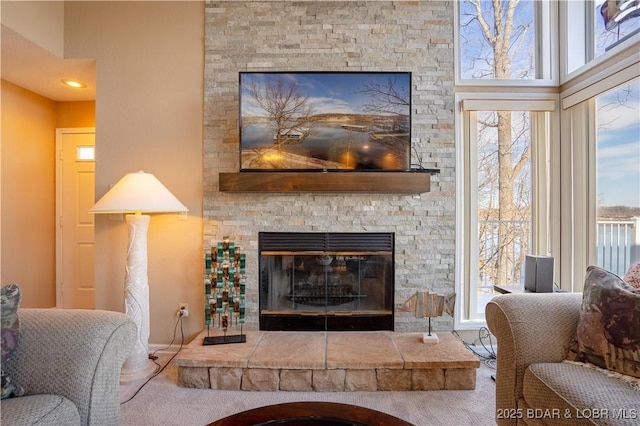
[1,25,96,102]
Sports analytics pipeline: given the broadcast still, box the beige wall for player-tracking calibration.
[1,0,65,57]
[1,80,57,307]
[64,1,204,344]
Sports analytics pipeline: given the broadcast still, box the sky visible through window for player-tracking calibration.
[596,78,640,208]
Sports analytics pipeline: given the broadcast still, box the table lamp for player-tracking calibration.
[89,171,188,382]
[401,291,455,344]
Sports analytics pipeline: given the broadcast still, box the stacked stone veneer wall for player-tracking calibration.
[203,1,455,332]
[180,366,476,391]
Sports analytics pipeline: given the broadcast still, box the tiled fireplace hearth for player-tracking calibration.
[175,331,480,391]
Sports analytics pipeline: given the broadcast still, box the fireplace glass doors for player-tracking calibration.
[259,232,394,331]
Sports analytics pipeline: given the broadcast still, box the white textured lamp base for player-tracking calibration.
[422,333,439,344]
[119,214,154,384]
[120,359,156,384]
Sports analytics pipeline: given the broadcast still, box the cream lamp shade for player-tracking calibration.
[89,171,188,214]
[89,170,187,383]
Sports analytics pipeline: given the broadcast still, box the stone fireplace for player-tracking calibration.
[259,232,394,331]
[203,2,456,333]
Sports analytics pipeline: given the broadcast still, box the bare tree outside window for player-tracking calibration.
[459,0,535,294]
[477,111,531,289]
[459,0,535,80]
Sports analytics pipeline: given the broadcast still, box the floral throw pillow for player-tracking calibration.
[566,266,640,378]
[624,263,640,289]
[1,283,24,399]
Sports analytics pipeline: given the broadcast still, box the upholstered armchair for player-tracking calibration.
[1,308,136,425]
[486,293,582,425]
[486,289,640,426]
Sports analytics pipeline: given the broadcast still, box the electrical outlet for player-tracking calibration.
[177,303,189,318]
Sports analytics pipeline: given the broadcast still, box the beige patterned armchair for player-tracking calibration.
[487,293,640,426]
[1,309,136,425]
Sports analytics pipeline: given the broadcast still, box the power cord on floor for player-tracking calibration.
[453,327,498,382]
[120,313,185,405]
[452,327,497,367]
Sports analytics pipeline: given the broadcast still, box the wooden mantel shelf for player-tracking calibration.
[218,171,434,193]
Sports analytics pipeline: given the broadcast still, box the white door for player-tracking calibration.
[56,128,96,309]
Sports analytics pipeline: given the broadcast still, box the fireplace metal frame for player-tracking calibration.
[258,232,395,331]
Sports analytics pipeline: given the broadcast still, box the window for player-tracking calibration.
[561,74,639,292]
[457,0,555,83]
[596,0,640,55]
[455,0,558,326]
[455,0,637,326]
[77,146,95,161]
[565,0,640,76]
[596,78,640,275]
[458,98,555,323]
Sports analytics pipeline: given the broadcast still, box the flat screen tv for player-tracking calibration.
[239,71,411,171]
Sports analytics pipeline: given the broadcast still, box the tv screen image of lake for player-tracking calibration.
[240,120,410,171]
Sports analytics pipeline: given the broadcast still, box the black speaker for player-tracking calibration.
[524,255,554,293]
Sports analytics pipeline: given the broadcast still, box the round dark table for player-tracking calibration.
[208,401,415,426]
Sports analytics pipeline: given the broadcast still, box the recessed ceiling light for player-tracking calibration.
[61,79,87,89]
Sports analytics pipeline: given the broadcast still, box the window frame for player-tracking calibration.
[453,0,639,330]
[559,33,639,291]
[560,79,640,293]
[455,93,559,329]
[454,0,559,87]
[560,0,640,84]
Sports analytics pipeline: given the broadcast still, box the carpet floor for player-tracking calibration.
[119,354,496,426]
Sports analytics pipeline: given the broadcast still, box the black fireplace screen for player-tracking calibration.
[259,232,394,331]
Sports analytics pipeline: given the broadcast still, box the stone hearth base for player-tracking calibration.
[174,331,480,391]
